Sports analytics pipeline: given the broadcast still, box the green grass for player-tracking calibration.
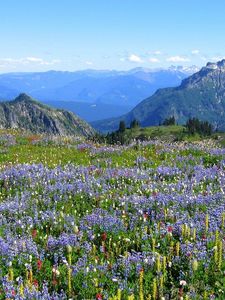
[0,127,220,170]
[124,125,193,142]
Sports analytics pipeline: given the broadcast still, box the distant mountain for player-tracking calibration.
[0,85,19,100]
[44,100,132,122]
[0,93,95,136]
[34,75,157,106]
[92,60,225,132]
[0,67,197,121]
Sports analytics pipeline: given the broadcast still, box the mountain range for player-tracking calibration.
[0,67,197,121]
[92,60,225,132]
[0,93,94,136]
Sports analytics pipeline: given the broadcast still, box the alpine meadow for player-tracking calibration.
[0,1,224,299]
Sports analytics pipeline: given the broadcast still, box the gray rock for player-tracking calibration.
[0,93,95,137]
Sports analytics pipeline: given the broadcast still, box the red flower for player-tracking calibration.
[202,234,206,240]
[33,279,39,288]
[96,293,103,300]
[152,191,157,197]
[37,259,42,270]
[167,226,173,233]
[11,290,16,296]
[101,232,107,241]
[32,229,37,238]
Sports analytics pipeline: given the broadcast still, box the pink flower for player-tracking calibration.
[96,293,103,300]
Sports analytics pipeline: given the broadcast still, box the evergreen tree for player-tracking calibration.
[118,120,126,133]
[186,117,213,136]
[162,116,176,126]
[130,119,140,129]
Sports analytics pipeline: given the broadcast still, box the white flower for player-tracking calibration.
[180,280,187,286]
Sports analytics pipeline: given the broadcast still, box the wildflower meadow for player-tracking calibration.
[0,132,224,299]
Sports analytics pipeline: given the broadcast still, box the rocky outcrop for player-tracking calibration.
[0,93,95,136]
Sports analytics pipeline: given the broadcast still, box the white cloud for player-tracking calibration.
[200,56,207,61]
[149,57,160,63]
[153,50,162,55]
[85,61,93,66]
[211,56,225,62]
[0,57,61,67]
[51,59,61,64]
[26,57,61,65]
[26,57,43,63]
[128,54,143,63]
[191,49,200,55]
[166,56,190,63]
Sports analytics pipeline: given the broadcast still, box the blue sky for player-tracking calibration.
[0,0,225,72]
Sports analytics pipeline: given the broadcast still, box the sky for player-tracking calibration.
[0,0,225,72]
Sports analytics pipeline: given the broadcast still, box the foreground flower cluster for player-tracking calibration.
[0,137,224,299]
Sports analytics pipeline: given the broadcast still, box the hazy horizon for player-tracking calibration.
[0,64,201,75]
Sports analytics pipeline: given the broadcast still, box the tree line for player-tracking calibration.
[161,116,213,136]
[91,116,213,145]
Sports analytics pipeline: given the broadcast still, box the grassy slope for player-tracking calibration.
[0,127,222,170]
[120,125,214,143]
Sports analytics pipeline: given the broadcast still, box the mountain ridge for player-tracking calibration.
[92,60,225,132]
[0,93,95,136]
[0,67,196,121]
